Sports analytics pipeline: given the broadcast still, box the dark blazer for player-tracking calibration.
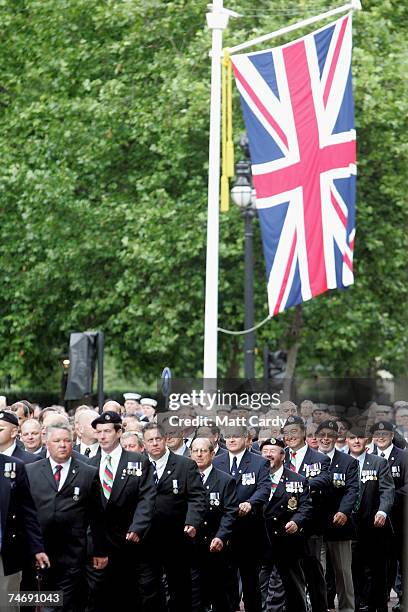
[198,466,238,545]
[353,453,395,529]
[145,451,207,543]
[373,444,408,531]
[0,454,44,575]
[89,448,156,551]
[12,444,42,464]
[324,449,359,541]
[213,449,271,509]
[264,467,313,538]
[285,445,331,534]
[26,456,107,567]
[215,445,227,457]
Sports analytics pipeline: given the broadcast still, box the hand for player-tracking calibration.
[238,502,252,517]
[374,512,386,528]
[209,537,224,552]
[126,532,140,543]
[35,553,50,569]
[333,512,348,526]
[93,556,108,570]
[184,525,197,538]
[285,521,298,534]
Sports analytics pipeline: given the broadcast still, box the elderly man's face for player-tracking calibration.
[121,435,142,452]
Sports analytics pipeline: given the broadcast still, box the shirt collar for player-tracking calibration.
[2,442,17,456]
[80,441,99,453]
[320,447,336,460]
[201,464,213,483]
[101,443,122,462]
[229,449,246,467]
[272,464,284,481]
[49,456,71,470]
[378,443,393,460]
[149,447,170,468]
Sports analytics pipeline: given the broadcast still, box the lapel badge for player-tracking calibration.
[172,479,179,494]
[288,496,298,511]
[73,486,80,501]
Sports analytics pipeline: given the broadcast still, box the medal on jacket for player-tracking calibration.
[172,479,179,494]
[73,486,80,501]
[210,491,220,506]
[392,465,400,478]
[242,472,255,485]
[288,496,298,510]
[332,473,346,487]
[127,461,142,476]
[4,462,11,478]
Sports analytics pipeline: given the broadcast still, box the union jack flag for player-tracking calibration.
[231,16,356,316]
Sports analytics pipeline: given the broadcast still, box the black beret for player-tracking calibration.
[370,420,394,434]
[91,411,122,429]
[0,411,19,427]
[283,416,304,428]
[260,437,285,450]
[315,420,339,435]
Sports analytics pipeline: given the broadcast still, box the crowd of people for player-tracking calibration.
[0,392,407,612]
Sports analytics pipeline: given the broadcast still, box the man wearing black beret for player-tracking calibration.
[88,411,156,611]
[0,411,41,464]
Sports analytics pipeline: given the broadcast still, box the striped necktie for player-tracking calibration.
[270,474,278,496]
[289,451,297,472]
[103,455,113,499]
[152,461,158,485]
[54,464,63,488]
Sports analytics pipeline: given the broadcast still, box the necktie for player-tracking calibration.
[54,464,63,487]
[152,461,158,485]
[270,474,278,497]
[289,451,297,472]
[380,452,386,458]
[200,472,205,483]
[354,458,363,512]
[84,447,91,457]
[230,456,238,477]
[103,455,113,500]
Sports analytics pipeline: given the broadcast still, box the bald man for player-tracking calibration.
[20,419,43,454]
[74,410,100,458]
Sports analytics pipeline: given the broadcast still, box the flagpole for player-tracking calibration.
[203,2,230,382]
[227,0,361,55]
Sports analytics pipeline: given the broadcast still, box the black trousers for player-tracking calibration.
[230,532,263,612]
[301,534,328,612]
[352,528,389,612]
[269,536,308,612]
[191,541,235,612]
[42,564,82,612]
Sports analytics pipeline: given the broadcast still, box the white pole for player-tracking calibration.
[228,0,361,55]
[203,2,229,382]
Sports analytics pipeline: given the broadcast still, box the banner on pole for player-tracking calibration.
[231,15,356,316]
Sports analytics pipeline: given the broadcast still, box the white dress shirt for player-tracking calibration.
[173,444,187,456]
[378,444,393,460]
[49,457,72,491]
[100,444,123,486]
[289,444,308,472]
[269,465,284,500]
[2,442,17,456]
[200,464,213,485]
[79,441,99,458]
[228,449,246,472]
[149,448,170,481]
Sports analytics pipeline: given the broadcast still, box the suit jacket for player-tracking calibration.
[89,448,156,551]
[324,449,359,541]
[145,451,207,544]
[197,466,238,545]
[353,453,395,530]
[213,449,270,509]
[264,467,313,538]
[12,444,42,464]
[285,445,331,534]
[26,456,107,567]
[373,444,408,531]
[215,445,227,457]
[0,454,44,575]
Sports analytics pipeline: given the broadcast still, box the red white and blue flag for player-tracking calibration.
[231,16,356,316]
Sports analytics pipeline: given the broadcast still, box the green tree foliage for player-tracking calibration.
[0,0,406,387]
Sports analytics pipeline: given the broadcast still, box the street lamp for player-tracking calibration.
[231,135,257,380]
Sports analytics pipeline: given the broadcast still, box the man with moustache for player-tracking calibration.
[347,426,395,612]
[213,425,270,612]
[262,437,313,612]
[282,415,331,612]
[316,420,359,612]
[190,437,238,612]
[141,422,207,612]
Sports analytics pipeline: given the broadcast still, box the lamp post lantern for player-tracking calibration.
[231,136,257,380]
